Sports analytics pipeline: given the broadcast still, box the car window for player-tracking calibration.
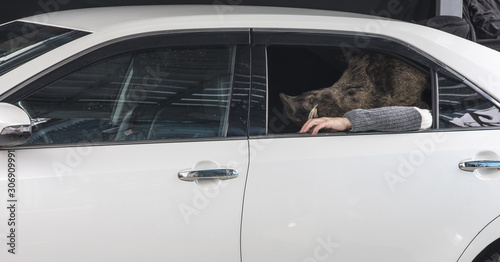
[264,45,432,134]
[16,45,237,145]
[438,73,500,128]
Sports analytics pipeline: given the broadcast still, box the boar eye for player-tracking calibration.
[345,86,363,96]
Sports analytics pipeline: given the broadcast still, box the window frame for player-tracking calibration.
[2,29,252,148]
[250,29,500,137]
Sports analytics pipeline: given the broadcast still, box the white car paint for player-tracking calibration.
[0,140,248,261]
[243,131,500,261]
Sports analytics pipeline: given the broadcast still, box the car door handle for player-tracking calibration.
[178,168,239,181]
[458,160,500,172]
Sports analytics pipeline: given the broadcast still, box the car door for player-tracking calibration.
[0,31,251,261]
[241,30,500,262]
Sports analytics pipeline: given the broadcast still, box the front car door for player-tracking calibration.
[0,31,251,261]
[242,30,500,261]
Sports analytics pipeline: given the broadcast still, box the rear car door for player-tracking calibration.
[241,30,500,262]
[0,31,251,261]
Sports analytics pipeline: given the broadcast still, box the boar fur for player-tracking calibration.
[280,52,428,126]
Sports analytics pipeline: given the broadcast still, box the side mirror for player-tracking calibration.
[0,103,32,146]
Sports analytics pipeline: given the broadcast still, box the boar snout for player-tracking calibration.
[280,93,318,125]
[280,93,296,118]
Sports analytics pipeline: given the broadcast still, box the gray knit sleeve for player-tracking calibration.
[342,106,432,132]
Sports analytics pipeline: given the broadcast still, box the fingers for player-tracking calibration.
[300,118,323,133]
[300,117,352,135]
[300,119,315,133]
[312,122,327,135]
[300,118,328,134]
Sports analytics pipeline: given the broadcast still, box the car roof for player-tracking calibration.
[7,5,500,101]
[18,5,375,32]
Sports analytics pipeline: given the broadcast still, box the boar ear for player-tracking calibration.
[280,93,297,118]
[365,53,391,93]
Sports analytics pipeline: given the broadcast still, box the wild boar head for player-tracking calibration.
[280,52,428,126]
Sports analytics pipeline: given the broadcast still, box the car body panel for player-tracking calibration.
[0,140,248,261]
[242,130,500,261]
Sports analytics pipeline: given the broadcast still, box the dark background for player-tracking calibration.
[0,0,435,24]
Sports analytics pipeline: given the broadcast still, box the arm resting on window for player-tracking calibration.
[300,107,432,135]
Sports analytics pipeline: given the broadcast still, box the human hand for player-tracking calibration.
[300,117,352,135]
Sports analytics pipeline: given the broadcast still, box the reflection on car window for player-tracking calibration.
[438,73,500,128]
[0,21,89,76]
[17,45,236,145]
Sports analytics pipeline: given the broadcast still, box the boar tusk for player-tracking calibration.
[308,104,318,119]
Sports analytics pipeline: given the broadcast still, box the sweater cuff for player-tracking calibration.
[414,107,432,130]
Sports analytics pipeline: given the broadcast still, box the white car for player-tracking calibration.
[1,5,500,262]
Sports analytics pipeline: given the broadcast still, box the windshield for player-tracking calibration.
[0,21,90,76]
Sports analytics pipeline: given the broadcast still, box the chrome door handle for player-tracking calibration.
[178,168,239,181]
[458,160,500,172]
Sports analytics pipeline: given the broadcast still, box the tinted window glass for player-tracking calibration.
[17,45,236,145]
[438,73,500,128]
